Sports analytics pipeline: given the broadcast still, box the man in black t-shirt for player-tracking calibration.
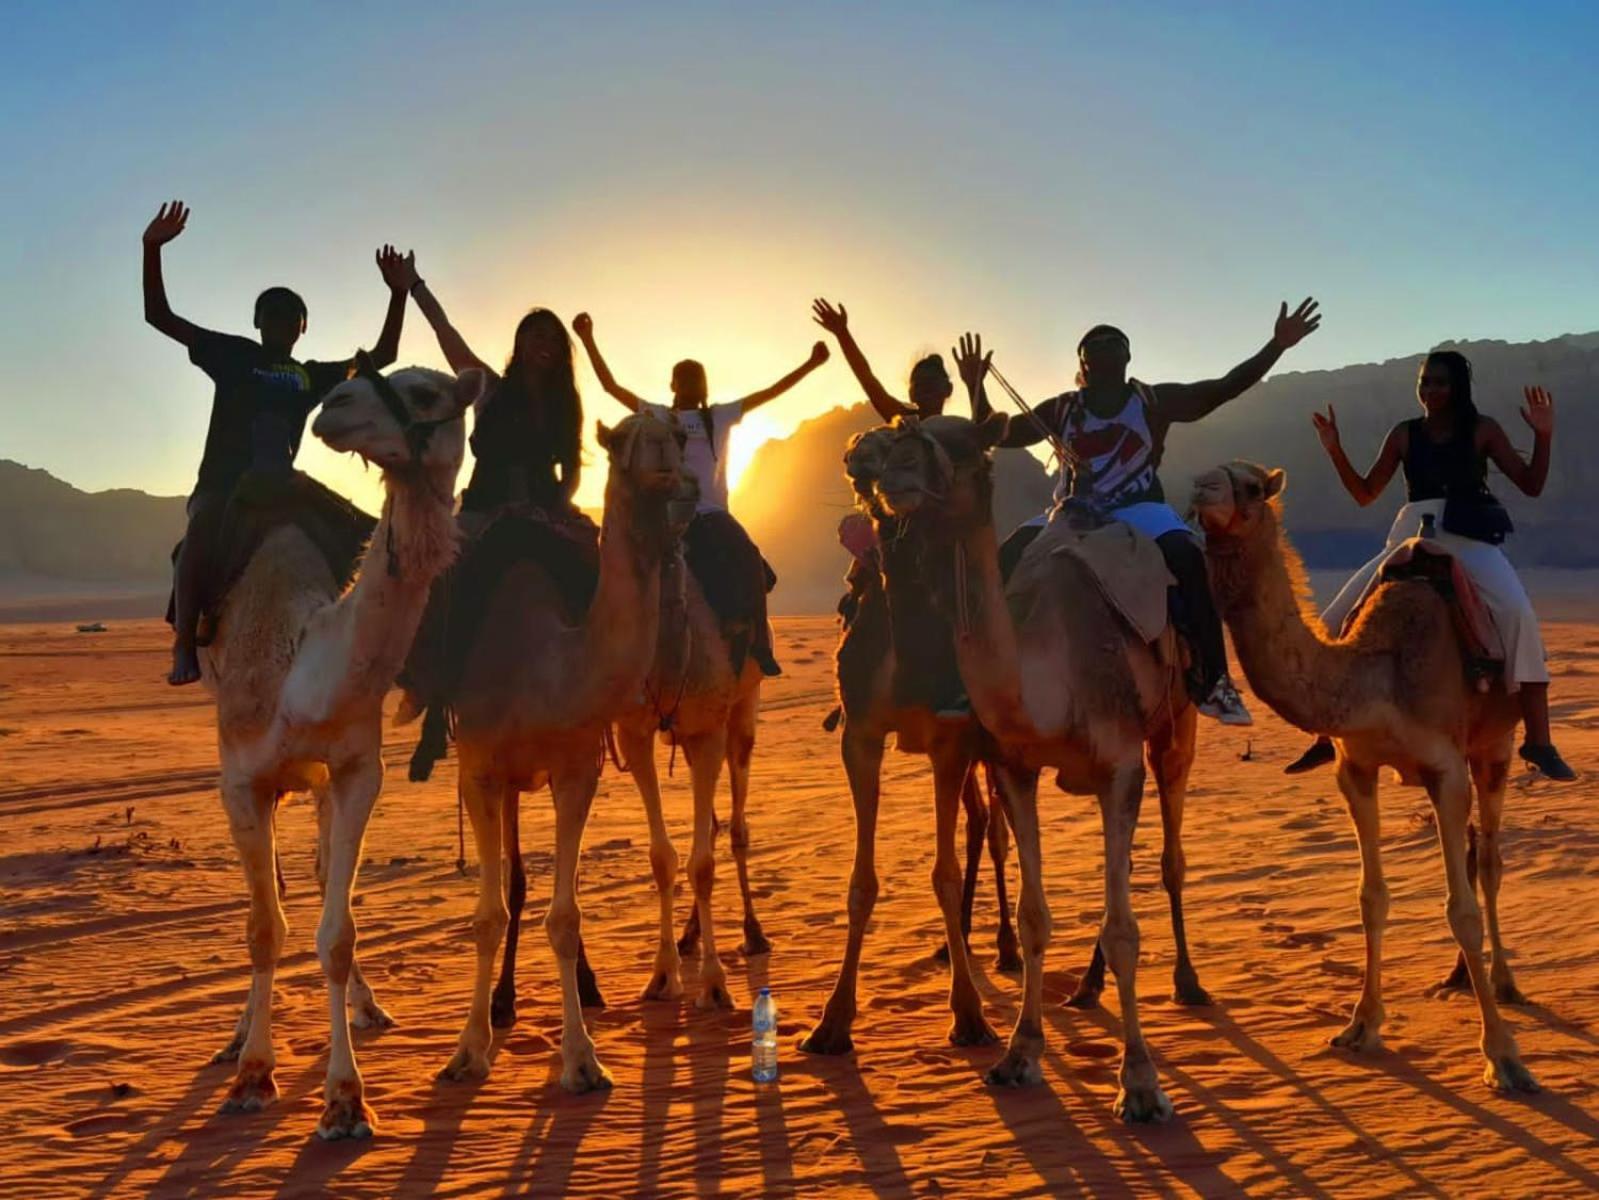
[141,200,416,684]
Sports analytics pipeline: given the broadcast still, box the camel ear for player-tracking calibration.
[976,411,1009,449]
[453,367,487,415]
[595,421,614,452]
[1264,468,1286,499]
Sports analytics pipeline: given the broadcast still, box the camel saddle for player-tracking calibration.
[1341,537,1503,682]
[1030,502,1174,645]
[165,470,376,640]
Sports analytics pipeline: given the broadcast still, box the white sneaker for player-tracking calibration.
[1198,675,1254,726]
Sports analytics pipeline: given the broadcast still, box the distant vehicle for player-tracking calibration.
[75,622,107,634]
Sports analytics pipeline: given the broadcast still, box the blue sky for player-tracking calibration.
[3,1,1596,510]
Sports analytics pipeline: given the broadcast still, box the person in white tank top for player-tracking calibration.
[970,300,1323,726]
[571,312,829,676]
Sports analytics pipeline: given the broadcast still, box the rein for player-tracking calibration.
[986,361,1075,468]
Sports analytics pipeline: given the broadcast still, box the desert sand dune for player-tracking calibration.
[3,618,1599,1196]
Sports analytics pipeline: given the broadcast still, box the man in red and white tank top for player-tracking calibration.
[970,299,1322,725]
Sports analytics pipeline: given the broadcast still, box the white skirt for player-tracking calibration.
[1319,499,1548,690]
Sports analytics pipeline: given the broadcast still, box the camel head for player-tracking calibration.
[596,410,699,532]
[842,426,900,514]
[1189,461,1288,608]
[313,365,483,479]
[872,413,1008,527]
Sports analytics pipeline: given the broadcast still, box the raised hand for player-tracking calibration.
[808,339,831,367]
[1521,385,1555,436]
[1310,404,1340,451]
[1273,297,1321,350]
[811,298,849,337]
[376,245,417,293]
[572,312,593,339]
[952,331,993,391]
[143,200,190,247]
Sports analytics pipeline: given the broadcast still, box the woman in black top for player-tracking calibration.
[1288,350,1573,780]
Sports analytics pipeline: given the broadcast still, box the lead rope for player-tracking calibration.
[985,362,1076,470]
[455,781,467,875]
[954,539,973,637]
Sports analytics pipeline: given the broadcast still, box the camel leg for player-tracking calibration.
[314,772,392,1032]
[683,728,734,1010]
[314,753,382,1140]
[1435,823,1477,994]
[628,725,684,1001]
[1425,761,1537,1092]
[440,767,509,1082]
[1152,704,1208,1005]
[547,759,612,1092]
[985,763,1051,1089]
[1102,761,1173,1123]
[727,688,772,956]
[984,765,1021,974]
[932,745,997,1046]
[491,796,527,1029]
[935,769,987,965]
[219,775,285,1113]
[1331,757,1389,1052]
[800,725,883,1055]
[1472,755,1527,1005]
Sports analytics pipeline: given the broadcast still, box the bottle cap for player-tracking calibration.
[758,986,771,995]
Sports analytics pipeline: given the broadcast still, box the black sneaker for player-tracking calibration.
[1520,742,1577,781]
[935,689,972,720]
[754,646,782,678]
[1285,736,1336,775]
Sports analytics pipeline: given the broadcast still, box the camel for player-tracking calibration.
[800,428,1019,1061]
[1190,461,1537,1092]
[432,411,694,1092]
[816,414,1200,1121]
[204,363,482,1140]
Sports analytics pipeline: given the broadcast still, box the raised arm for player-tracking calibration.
[738,341,830,415]
[571,313,646,412]
[811,298,911,422]
[1481,388,1554,497]
[1155,298,1322,424]
[368,245,414,369]
[142,201,203,346]
[407,263,490,375]
[1311,407,1403,507]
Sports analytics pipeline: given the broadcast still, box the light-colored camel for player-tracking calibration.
[835,414,1197,1121]
[1191,461,1537,1092]
[801,427,1018,1060]
[434,411,694,1092]
[204,364,481,1139]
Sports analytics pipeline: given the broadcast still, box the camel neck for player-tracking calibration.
[1217,523,1363,736]
[583,474,666,711]
[948,512,1036,743]
[339,468,459,700]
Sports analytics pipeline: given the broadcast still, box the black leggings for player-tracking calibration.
[683,510,777,665]
[997,522,1225,699]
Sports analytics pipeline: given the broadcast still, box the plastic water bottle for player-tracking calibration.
[1419,512,1437,540]
[752,987,779,1082]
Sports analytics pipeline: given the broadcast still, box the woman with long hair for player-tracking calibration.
[1287,349,1574,780]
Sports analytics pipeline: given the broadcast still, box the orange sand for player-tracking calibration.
[3,617,1599,1197]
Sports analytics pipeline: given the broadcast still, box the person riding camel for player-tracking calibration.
[572,311,828,677]
[970,299,1322,725]
[142,200,412,686]
[400,262,596,776]
[1286,349,1575,781]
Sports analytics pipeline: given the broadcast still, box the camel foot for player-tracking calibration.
[211,1030,245,1065]
[1484,1054,1540,1094]
[932,941,953,965]
[1430,954,1472,996]
[489,990,517,1031]
[741,920,772,957]
[1065,984,1104,1010]
[1331,1015,1383,1053]
[1115,1081,1175,1124]
[696,979,735,1012]
[438,1042,491,1082]
[985,1047,1044,1089]
[676,928,702,956]
[1172,970,1213,1007]
[316,1086,375,1141]
[1494,977,1530,1007]
[995,938,1023,975]
[577,962,607,1011]
[799,1018,855,1057]
[948,1010,1000,1048]
[560,1049,614,1095]
[220,1061,277,1113]
[350,995,396,1031]
[641,968,684,1002]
